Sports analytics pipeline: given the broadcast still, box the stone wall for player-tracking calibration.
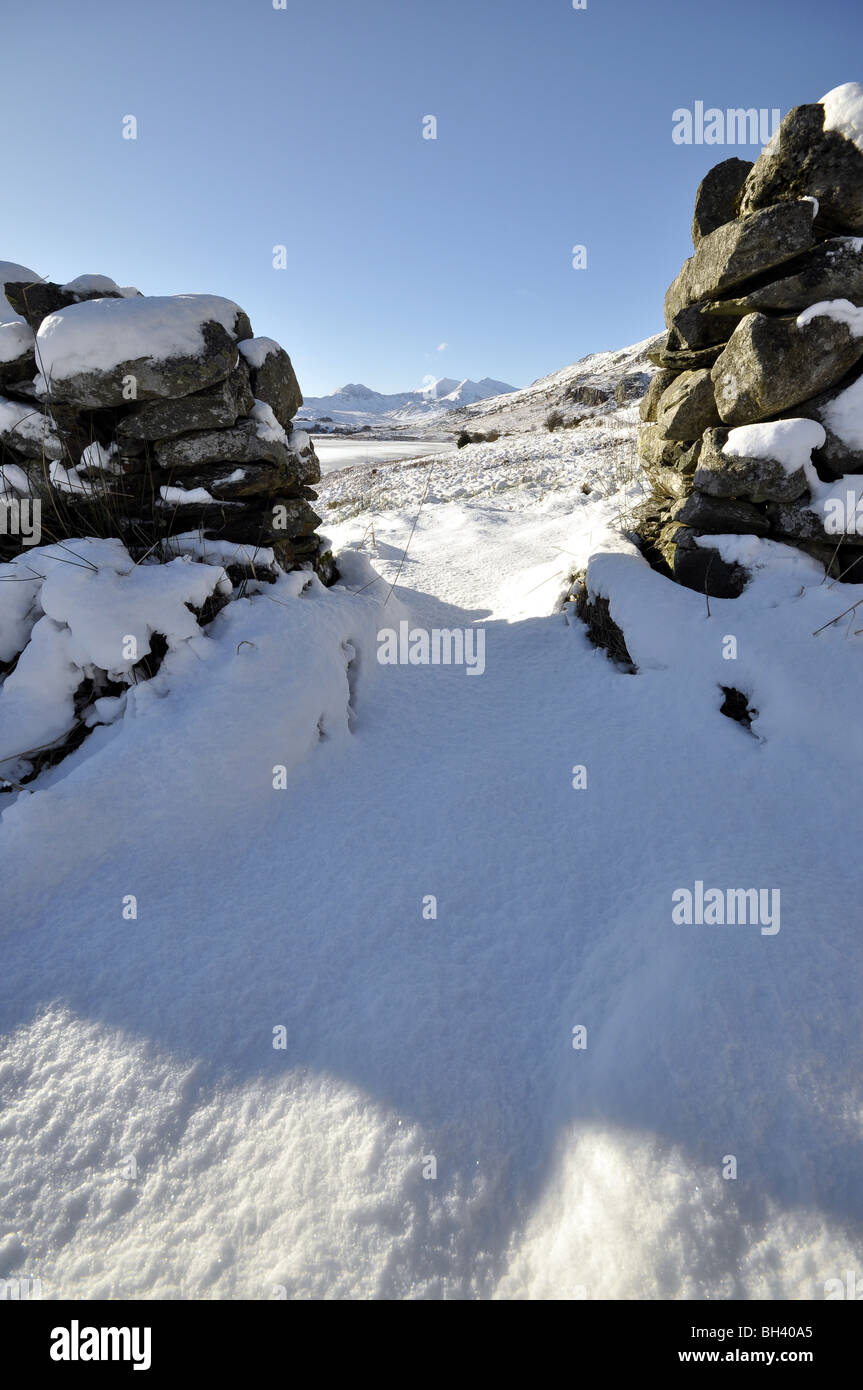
[635,83,863,596]
[0,266,331,578]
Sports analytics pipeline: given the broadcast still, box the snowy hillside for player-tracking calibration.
[3,381,863,1299]
[439,333,664,437]
[298,375,516,431]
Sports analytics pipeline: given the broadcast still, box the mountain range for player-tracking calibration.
[297,376,516,430]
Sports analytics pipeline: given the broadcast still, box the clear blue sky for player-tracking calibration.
[2,0,859,395]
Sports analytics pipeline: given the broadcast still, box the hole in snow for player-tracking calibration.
[719,686,758,731]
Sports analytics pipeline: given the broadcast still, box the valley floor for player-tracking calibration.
[1,416,862,1299]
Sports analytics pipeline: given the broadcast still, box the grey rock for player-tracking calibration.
[648,332,726,371]
[671,299,744,350]
[659,522,749,597]
[614,372,651,405]
[664,199,817,326]
[154,419,293,472]
[4,279,126,332]
[693,426,810,503]
[117,363,255,443]
[692,157,753,244]
[42,311,251,410]
[711,310,863,425]
[240,341,302,429]
[656,368,722,441]
[712,236,863,316]
[672,490,770,535]
[639,369,678,422]
[739,102,863,236]
[644,464,689,501]
[764,497,863,544]
[638,423,690,467]
[568,383,611,406]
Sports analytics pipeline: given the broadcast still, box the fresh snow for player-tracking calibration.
[249,398,288,445]
[2,347,863,1301]
[722,418,826,472]
[797,298,863,334]
[34,294,245,388]
[0,394,63,457]
[60,274,139,298]
[822,373,863,450]
[820,81,863,154]
[238,336,279,370]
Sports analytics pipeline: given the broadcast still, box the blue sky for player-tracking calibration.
[2,0,859,395]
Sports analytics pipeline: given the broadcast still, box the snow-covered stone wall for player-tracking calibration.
[0,266,329,578]
[636,82,863,596]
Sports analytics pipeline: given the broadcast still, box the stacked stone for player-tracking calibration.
[0,268,328,577]
[636,84,863,596]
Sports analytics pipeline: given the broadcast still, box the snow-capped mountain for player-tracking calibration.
[298,375,516,430]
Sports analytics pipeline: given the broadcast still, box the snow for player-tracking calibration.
[0,462,31,498]
[722,418,826,472]
[821,372,863,450]
[0,395,63,457]
[2,353,863,1300]
[820,81,863,155]
[159,531,276,569]
[249,398,288,445]
[0,318,34,364]
[159,484,218,505]
[0,262,40,366]
[60,274,138,298]
[79,442,121,474]
[0,539,230,780]
[797,298,863,334]
[33,294,246,387]
[238,336,280,370]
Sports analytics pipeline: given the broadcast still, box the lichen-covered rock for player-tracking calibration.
[711,309,863,425]
[639,369,678,422]
[702,237,863,318]
[656,368,722,440]
[35,295,252,408]
[693,426,811,503]
[664,199,817,326]
[638,423,689,467]
[671,300,744,351]
[672,490,770,535]
[154,420,292,472]
[117,363,255,444]
[739,94,863,236]
[643,464,689,501]
[238,339,302,429]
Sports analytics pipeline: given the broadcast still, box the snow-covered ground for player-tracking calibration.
[1,394,862,1301]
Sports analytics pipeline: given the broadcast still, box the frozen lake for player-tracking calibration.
[313,437,455,476]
